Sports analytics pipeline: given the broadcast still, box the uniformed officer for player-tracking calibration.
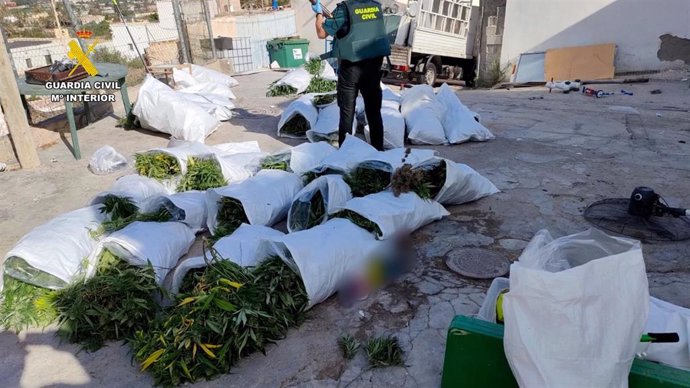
[312,0,391,151]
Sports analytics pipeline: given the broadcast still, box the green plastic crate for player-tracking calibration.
[442,315,690,388]
[266,38,309,68]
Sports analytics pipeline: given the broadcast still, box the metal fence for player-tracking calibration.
[178,0,215,64]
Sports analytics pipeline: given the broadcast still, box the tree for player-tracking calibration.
[147,12,158,22]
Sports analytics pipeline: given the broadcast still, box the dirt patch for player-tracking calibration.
[658,34,690,65]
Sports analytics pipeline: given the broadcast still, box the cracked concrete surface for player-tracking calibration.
[1,72,689,387]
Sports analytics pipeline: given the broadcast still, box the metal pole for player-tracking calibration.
[62,0,86,51]
[201,0,216,60]
[172,0,191,63]
[111,0,149,72]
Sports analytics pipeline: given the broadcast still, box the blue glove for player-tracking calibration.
[311,0,322,14]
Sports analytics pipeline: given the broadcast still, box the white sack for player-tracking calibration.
[139,141,216,176]
[374,147,437,169]
[287,175,353,233]
[174,92,233,121]
[142,191,207,232]
[217,152,268,183]
[286,142,336,175]
[205,170,303,234]
[400,84,447,145]
[133,75,220,143]
[306,104,357,144]
[416,158,499,205]
[320,60,337,81]
[257,218,381,309]
[436,83,493,144]
[275,68,312,94]
[1,206,105,291]
[315,134,379,174]
[173,64,239,88]
[503,229,649,388]
[90,174,172,209]
[639,297,690,370]
[95,221,195,284]
[365,108,405,150]
[212,141,261,156]
[179,81,236,100]
[168,224,285,294]
[277,95,318,139]
[335,191,449,239]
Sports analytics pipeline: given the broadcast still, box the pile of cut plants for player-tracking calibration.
[0,135,500,386]
[132,251,308,386]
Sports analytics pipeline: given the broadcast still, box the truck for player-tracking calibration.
[381,0,481,87]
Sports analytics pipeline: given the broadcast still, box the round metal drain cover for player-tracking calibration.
[445,248,510,279]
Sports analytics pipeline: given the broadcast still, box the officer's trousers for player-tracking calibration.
[336,57,384,151]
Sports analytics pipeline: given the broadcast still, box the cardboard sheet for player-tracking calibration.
[544,43,616,81]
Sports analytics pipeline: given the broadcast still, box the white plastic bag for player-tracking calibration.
[274,68,312,94]
[142,191,207,232]
[133,75,220,143]
[364,107,405,150]
[257,218,382,309]
[286,142,336,175]
[503,229,649,388]
[287,175,353,233]
[400,84,447,145]
[335,191,450,239]
[277,95,318,139]
[95,221,195,284]
[320,60,338,81]
[138,141,216,176]
[168,224,285,294]
[423,158,499,205]
[373,147,437,170]
[88,145,128,175]
[476,277,510,323]
[315,134,379,174]
[216,152,267,183]
[212,141,261,156]
[173,64,239,88]
[639,297,690,370]
[175,91,234,121]
[205,170,303,234]
[436,83,494,144]
[90,174,172,209]
[2,206,105,291]
[306,104,357,144]
[179,81,236,100]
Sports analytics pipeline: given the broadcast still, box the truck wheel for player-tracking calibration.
[424,63,437,86]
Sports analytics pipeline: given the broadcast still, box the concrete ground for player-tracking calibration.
[1,71,689,388]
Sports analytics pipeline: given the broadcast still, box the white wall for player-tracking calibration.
[10,42,66,73]
[107,22,179,59]
[501,0,690,72]
[156,0,177,31]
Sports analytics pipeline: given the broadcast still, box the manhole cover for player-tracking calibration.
[445,248,510,279]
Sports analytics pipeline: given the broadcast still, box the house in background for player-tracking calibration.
[500,0,690,75]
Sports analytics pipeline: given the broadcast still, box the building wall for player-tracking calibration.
[501,0,690,72]
[475,0,506,83]
[9,41,65,73]
[213,10,297,70]
[156,0,177,31]
[107,22,179,60]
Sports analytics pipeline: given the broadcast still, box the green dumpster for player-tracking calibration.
[266,38,310,68]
